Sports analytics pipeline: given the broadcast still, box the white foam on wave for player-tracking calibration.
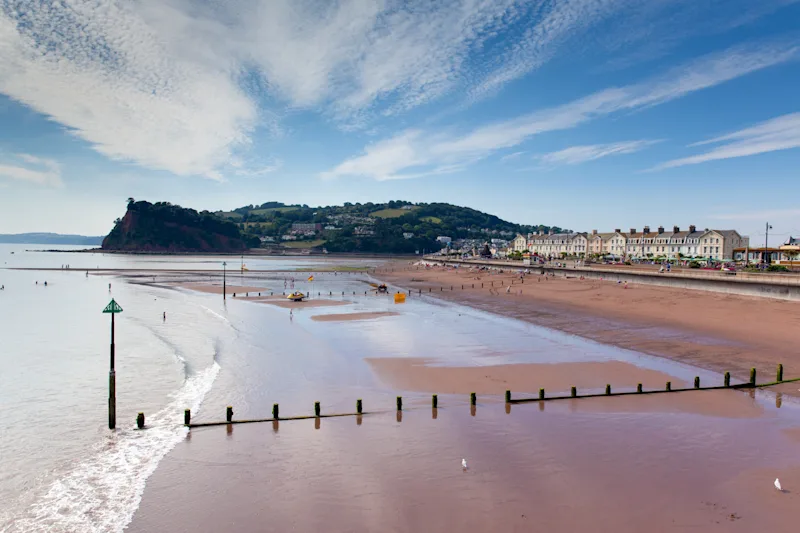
[1,362,220,533]
[201,305,229,324]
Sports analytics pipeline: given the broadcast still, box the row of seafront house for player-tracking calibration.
[510,226,799,264]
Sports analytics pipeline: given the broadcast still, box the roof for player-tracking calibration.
[712,229,741,238]
[669,231,690,239]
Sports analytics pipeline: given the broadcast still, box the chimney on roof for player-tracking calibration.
[592,229,598,235]
[630,228,636,235]
[548,229,554,235]
[673,226,679,233]
[657,226,664,234]
[689,225,696,233]
[643,226,650,233]
[614,228,621,233]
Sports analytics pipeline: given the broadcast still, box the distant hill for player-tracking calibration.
[0,233,103,245]
[103,200,254,252]
[219,201,562,254]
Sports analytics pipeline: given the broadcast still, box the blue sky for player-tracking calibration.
[1,0,799,245]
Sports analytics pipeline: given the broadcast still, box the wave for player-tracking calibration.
[0,362,220,533]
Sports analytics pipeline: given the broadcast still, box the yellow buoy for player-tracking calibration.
[394,292,406,303]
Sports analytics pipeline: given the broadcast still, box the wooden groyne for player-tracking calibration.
[167,366,797,429]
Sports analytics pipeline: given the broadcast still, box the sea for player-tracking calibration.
[2,244,800,532]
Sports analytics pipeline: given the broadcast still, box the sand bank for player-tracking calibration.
[177,283,268,295]
[377,265,800,388]
[311,311,399,322]
[261,299,351,309]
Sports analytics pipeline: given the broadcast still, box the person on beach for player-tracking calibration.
[44,281,47,286]
[163,312,166,322]
[289,309,293,320]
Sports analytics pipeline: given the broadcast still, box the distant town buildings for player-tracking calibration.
[436,236,452,244]
[291,222,322,233]
[514,224,750,261]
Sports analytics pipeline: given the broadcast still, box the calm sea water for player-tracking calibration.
[2,244,799,532]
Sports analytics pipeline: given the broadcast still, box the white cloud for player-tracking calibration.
[652,112,800,170]
[500,151,526,162]
[535,140,660,165]
[0,0,796,180]
[0,154,63,187]
[323,42,798,180]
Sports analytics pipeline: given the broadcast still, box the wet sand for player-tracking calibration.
[128,400,800,533]
[378,265,800,388]
[311,311,399,322]
[366,357,762,418]
[262,299,351,309]
[178,283,268,295]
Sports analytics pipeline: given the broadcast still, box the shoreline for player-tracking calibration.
[377,265,800,391]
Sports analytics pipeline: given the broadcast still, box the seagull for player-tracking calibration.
[462,458,468,470]
[774,478,783,492]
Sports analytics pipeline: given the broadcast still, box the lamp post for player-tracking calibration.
[223,261,227,300]
[102,298,123,429]
[764,222,772,268]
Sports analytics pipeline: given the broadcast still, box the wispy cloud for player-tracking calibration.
[651,112,800,170]
[0,0,796,180]
[323,41,798,180]
[0,154,63,187]
[500,151,526,162]
[535,140,660,165]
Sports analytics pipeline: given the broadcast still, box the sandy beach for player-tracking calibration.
[376,265,800,388]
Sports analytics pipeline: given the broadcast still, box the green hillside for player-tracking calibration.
[218,201,560,254]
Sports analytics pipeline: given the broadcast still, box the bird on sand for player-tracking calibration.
[462,458,468,470]
[774,478,783,492]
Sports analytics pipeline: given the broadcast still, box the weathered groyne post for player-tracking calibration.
[724,372,731,387]
[272,403,279,419]
[470,392,477,405]
[694,377,700,389]
[226,406,233,422]
[505,390,511,403]
[665,381,671,392]
[637,383,643,393]
[571,386,577,398]
[102,298,123,430]
[539,388,545,400]
[777,364,783,382]
[137,412,145,429]
[356,399,363,414]
[432,394,438,408]
[605,384,611,395]
[397,396,403,411]
[750,368,757,386]
[314,401,321,417]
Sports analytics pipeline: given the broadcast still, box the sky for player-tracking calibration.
[0,0,799,245]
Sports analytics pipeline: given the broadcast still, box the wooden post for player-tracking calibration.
[724,372,730,387]
[432,394,438,408]
[694,376,700,389]
[505,390,511,403]
[605,384,611,395]
[777,364,783,382]
[137,412,144,429]
[357,399,363,414]
[637,383,642,393]
[397,396,403,411]
[272,403,279,419]
[226,406,233,422]
[470,392,476,405]
[665,381,671,391]
[184,409,191,426]
[750,367,756,386]
[314,401,321,417]
[571,386,577,398]
[539,388,545,400]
